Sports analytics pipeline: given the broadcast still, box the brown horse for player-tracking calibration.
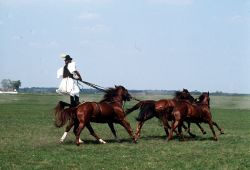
[126,89,206,140]
[168,92,224,141]
[54,85,136,145]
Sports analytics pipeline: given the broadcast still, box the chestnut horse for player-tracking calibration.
[126,89,206,140]
[168,92,224,141]
[54,85,136,145]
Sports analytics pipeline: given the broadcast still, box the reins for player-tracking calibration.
[78,80,107,93]
[77,80,141,102]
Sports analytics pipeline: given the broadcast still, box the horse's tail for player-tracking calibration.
[126,100,156,121]
[54,101,76,128]
[136,102,155,121]
[125,101,144,116]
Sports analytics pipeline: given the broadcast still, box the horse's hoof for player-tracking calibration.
[220,131,224,134]
[99,139,107,144]
[203,131,207,135]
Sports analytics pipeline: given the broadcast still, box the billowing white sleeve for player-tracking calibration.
[57,67,63,79]
[68,62,76,74]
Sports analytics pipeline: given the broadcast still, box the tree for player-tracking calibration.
[11,80,21,91]
[1,79,21,91]
[1,79,12,90]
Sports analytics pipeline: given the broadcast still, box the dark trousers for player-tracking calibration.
[70,95,79,107]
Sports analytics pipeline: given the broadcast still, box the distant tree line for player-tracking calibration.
[18,87,249,96]
[0,79,21,91]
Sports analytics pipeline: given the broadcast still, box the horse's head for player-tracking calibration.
[198,92,210,106]
[101,85,131,102]
[115,85,132,101]
[175,89,194,102]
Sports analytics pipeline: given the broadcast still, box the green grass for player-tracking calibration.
[0,93,250,170]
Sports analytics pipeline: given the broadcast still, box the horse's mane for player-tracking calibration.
[100,87,118,102]
[175,91,183,98]
[183,88,189,93]
[175,90,195,102]
[196,92,209,104]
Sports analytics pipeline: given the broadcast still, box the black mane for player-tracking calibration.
[175,91,182,98]
[198,92,209,102]
[100,87,118,102]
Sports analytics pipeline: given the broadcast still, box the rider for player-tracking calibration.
[56,54,82,107]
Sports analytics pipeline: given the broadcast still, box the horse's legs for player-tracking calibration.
[73,117,79,135]
[196,123,207,135]
[75,121,86,146]
[108,122,119,142]
[71,117,84,144]
[86,123,106,144]
[168,110,183,141]
[135,121,144,140]
[212,121,224,134]
[161,115,170,138]
[168,120,180,141]
[119,119,136,143]
[135,113,155,140]
[208,121,218,141]
[177,122,185,140]
[185,122,196,138]
[60,119,74,143]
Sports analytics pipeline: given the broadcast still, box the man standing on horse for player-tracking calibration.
[56,54,82,107]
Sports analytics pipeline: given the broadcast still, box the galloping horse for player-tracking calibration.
[168,92,224,141]
[54,85,136,145]
[126,89,206,140]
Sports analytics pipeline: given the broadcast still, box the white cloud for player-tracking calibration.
[146,0,193,5]
[79,12,100,20]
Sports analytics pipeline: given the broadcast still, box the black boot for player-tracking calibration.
[70,96,75,107]
[75,96,80,106]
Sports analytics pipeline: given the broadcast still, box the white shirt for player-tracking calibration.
[68,61,76,74]
[56,61,77,79]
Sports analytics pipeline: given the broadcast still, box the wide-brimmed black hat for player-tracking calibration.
[60,53,73,61]
[64,55,72,61]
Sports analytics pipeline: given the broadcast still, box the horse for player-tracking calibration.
[54,85,136,145]
[168,92,224,141]
[126,89,206,141]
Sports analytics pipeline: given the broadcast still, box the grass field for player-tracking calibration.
[0,93,250,170]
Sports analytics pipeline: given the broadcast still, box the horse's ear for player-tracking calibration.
[208,91,209,96]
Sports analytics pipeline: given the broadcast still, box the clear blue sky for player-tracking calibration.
[0,0,249,93]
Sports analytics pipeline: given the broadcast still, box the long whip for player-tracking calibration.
[78,80,107,93]
[78,80,141,101]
